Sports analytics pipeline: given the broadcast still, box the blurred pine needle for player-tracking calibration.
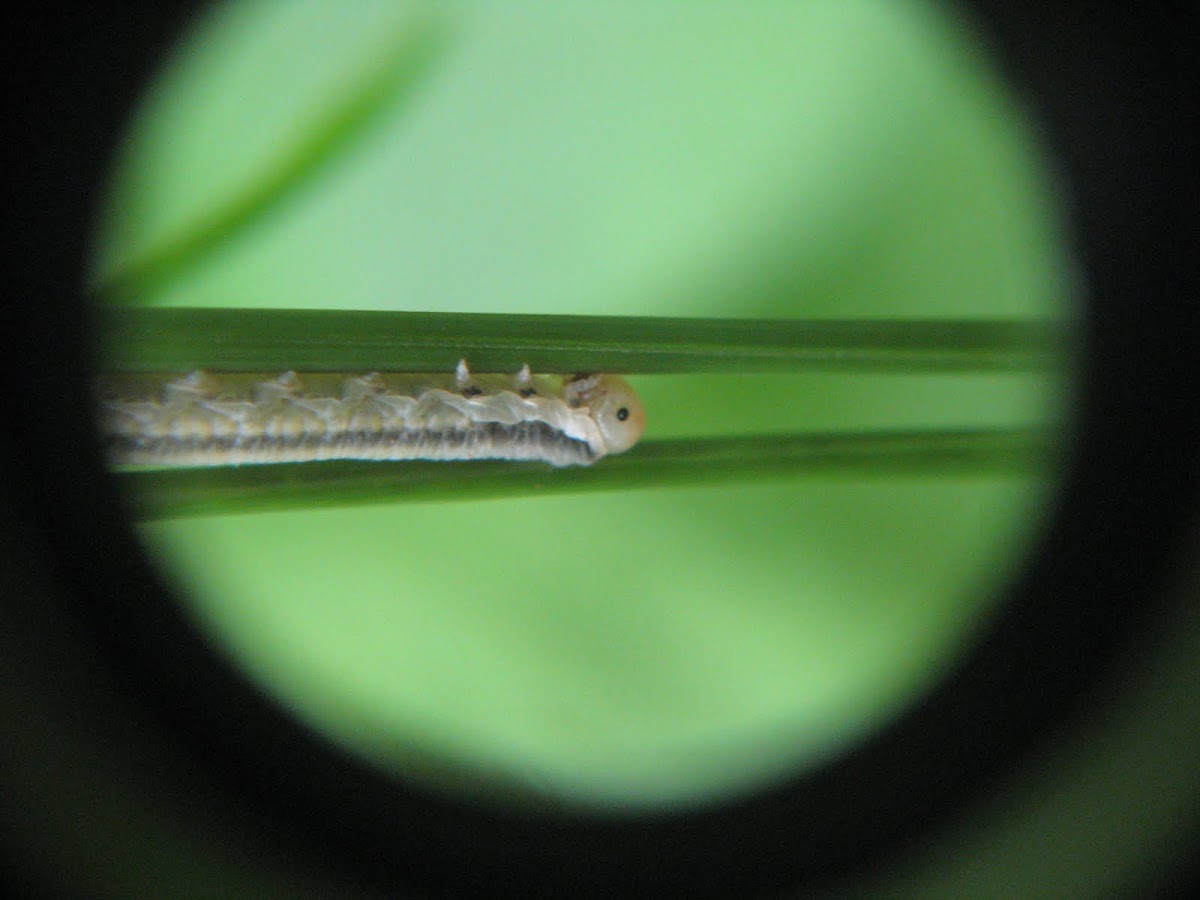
[100,306,1062,518]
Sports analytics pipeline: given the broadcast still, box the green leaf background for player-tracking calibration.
[95,0,1073,809]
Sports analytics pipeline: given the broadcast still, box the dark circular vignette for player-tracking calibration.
[3,3,1195,899]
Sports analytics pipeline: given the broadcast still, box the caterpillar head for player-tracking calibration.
[565,374,646,455]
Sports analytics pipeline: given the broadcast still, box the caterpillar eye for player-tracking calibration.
[617,407,629,422]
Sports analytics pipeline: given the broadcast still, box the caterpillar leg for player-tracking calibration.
[253,371,302,402]
[163,370,219,401]
[455,358,471,387]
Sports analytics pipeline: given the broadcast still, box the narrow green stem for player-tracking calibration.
[98,307,1061,375]
[119,428,1050,520]
[95,17,448,301]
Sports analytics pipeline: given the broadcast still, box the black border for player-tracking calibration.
[6,3,1194,898]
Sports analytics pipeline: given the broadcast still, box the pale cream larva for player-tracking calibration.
[99,361,645,468]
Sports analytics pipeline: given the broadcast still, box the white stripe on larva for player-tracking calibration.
[99,361,645,468]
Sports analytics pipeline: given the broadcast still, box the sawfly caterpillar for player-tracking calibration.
[99,361,645,468]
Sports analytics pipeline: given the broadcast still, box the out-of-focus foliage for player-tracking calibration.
[96,0,1071,808]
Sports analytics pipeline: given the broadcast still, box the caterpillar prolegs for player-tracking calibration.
[100,361,645,468]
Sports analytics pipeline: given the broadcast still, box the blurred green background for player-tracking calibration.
[94,0,1071,809]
